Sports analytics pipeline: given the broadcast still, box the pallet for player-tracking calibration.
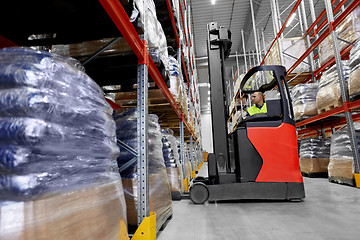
[329,176,355,186]
[159,214,173,231]
[302,172,328,178]
[318,100,343,114]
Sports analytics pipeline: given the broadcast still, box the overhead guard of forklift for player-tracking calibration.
[240,65,287,94]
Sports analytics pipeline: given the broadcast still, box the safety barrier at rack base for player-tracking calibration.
[131,212,156,240]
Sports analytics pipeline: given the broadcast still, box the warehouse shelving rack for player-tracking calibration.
[228,0,360,187]
[0,0,203,237]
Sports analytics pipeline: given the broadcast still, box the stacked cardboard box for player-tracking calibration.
[318,7,360,66]
[328,126,360,185]
[291,83,318,120]
[299,138,330,175]
[316,60,349,113]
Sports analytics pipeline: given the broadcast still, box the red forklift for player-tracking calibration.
[189,22,305,204]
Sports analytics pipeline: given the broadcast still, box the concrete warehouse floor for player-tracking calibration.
[158,163,360,240]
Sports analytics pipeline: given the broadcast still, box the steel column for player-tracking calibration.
[261,30,266,56]
[324,0,360,174]
[241,30,248,71]
[270,0,283,65]
[308,0,319,39]
[137,48,149,225]
[180,121,186,179]
[190,136,193,171]
[250,0,261,65]
[300,0,316,81]
[136,0,149,227]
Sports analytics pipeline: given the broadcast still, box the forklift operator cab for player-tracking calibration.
[190,65,305,204]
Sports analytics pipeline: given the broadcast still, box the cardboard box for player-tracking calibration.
[328,158,354,184]
[0,180,128,240]
[166,167,182,193]
[300,158,330,173]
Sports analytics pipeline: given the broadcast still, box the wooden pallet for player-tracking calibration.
[159,214,173,231]
[318,100,343,114]
[329,177,355,186]
[301,172,328,178]
[286,72,312,86]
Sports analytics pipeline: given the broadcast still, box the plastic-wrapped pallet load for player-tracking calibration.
[349,39,360,97]
[184,143,192,180]
[318,6,360,66]
[291,83,318,120]
[162,128,184,197]
[114,108,172,232]
[316,60,349,113]
[328,124,360,186]
[168,56,184,103]
[0,47,128,240]
[133,0,169,72]
[176,137,191,181]
[299,138,331,175]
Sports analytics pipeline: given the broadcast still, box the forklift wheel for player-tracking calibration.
[193,176,206,183]
[190,182,209,204]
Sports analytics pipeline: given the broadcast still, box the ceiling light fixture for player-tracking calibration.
[212,0,216,5]
[286,13,296,27]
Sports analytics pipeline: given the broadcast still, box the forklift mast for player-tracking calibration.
[206,22,232,176]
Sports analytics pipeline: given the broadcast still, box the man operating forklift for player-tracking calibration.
[245,91,267,117]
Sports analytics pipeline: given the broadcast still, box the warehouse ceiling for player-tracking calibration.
[189,0,347,112]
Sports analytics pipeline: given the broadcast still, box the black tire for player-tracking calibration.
[190,182,209,204]
[194,176,206,183]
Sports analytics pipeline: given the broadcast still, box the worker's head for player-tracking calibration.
[251,91,264,106]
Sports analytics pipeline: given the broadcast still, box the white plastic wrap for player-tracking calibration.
[318,8,358,66]
[349,39,360,97]
[316,60,349,112]
[291,83,318,120]
[299,138,330,174]
[133,0,169,72]
[328,125,360,185]
[0,48,120,201]
[0,47,127,239]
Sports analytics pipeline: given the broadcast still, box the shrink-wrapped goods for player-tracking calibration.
[299,138,330,174]
[318,7,360,66]
[168,56,184,102]
[349,40,360,97]
[291,83,318,120]
[115,108,172,232]
[162,128,183,195]
[316,61,349,112]
[0,47,127,240]
[328,126,360,185]
[133,0,169,71]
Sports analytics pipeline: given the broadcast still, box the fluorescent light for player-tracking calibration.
[212,0,215,5]
[286,13,296,27]
[208,90,211,95]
